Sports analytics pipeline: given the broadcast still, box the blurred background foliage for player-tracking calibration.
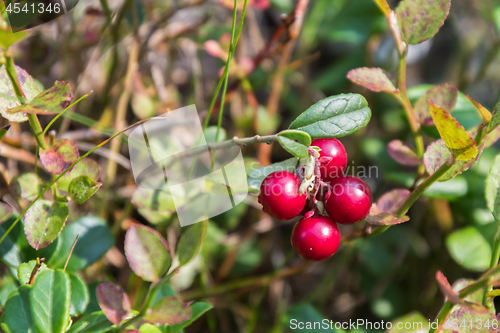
[1,0,500,332]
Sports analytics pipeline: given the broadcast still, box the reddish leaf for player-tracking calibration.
[96,282,131,325]
[39,139,79,175]
[436,271,460,304]
[414,83,457,125]
[0,202,12,223]
[346,67,398,93]
[124,225,171,282]
[395,0,451,45]
[366,189,411,226]
[6,81,73,115]
[143,296,191,325]
[387,140,420,166]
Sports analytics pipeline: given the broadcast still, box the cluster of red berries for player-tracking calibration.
[258,138,373,261]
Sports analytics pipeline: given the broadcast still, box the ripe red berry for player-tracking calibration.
[291,216,341,261]
[324,176,372,225]
[258,171,307,220]
[311,138,347,181]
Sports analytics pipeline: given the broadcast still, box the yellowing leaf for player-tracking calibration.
[465,94,492,122]
[429,101,478,161]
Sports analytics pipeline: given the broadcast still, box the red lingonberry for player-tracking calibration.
[312,138,347,181]
[291,216,341,261]
[258,171,307,220]
[324,176,372,225]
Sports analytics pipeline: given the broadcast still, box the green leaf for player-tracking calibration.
[0,65,41,122]
[124,225,171,282]
[131,187,176,212]
[96,282,131,324]
[143,296,191,325]
[23,200,69,250]
[150,284,177,308]
[414,83,458,125]
[277,130,312,158]
[429,101,478,161]
[346,67,398,93]
[387,140,420,166]
[388,312,428,333]
[46,216,114,272]
[0,202,12,223]
[69,273,90,316]
[288,94,371,138]
[177,221,207,267]
[17,260,48,285]
[247,157,298,192]
[39,139,80,175]
[6,81,73,115]
[0,279,17,307]
[0,124,10,141]
[9,173,42,201]
[0,215,27,268]
[30,269,71,333]
[66,311,112,333]
[69,176,102,204]
[488,101,500,133]
[4,285,38,333]
[486,153,500,222]
[166,302,213,333]
[57,159,101,192]
[203,126,227,143]
[424,175,468,200]
[139,324,162,333]
[446,226,492,272]
[395,0,451,45]
[0,30,28,50]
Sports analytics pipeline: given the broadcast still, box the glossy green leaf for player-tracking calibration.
[69,273,90,316]
[424,175,468,200]
[139,324,162,333]
[0,202,12,223]
[57,159,101,192]
[414,83,457,125]
[277,130,312,158]
[166,302,213,333]
[247,157,298,192]
[395,0,451,45]
[488,101,500,133]
[346,67,397,93]
[0,124,10,141]
[4,285,38,333]
[387,140,420,166]
[30,269,71,333]
[96,282,131,324]
[0,30,28,50]
[447,226,492,272]
[9,173,42,201]
[39,139,80,175]
[65,311,112,333]
[69,175,102,204]
[486,154,500,222]
[289,94,371,138]
[23,200,68,250]
[7,81,73,115]
[177,221,207,267]
[0,65,41,122]
[124,224,170,282]
[46,216,114,272]
[143,296,191,325]
[17,260,48,285]
[429,101,478,161]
